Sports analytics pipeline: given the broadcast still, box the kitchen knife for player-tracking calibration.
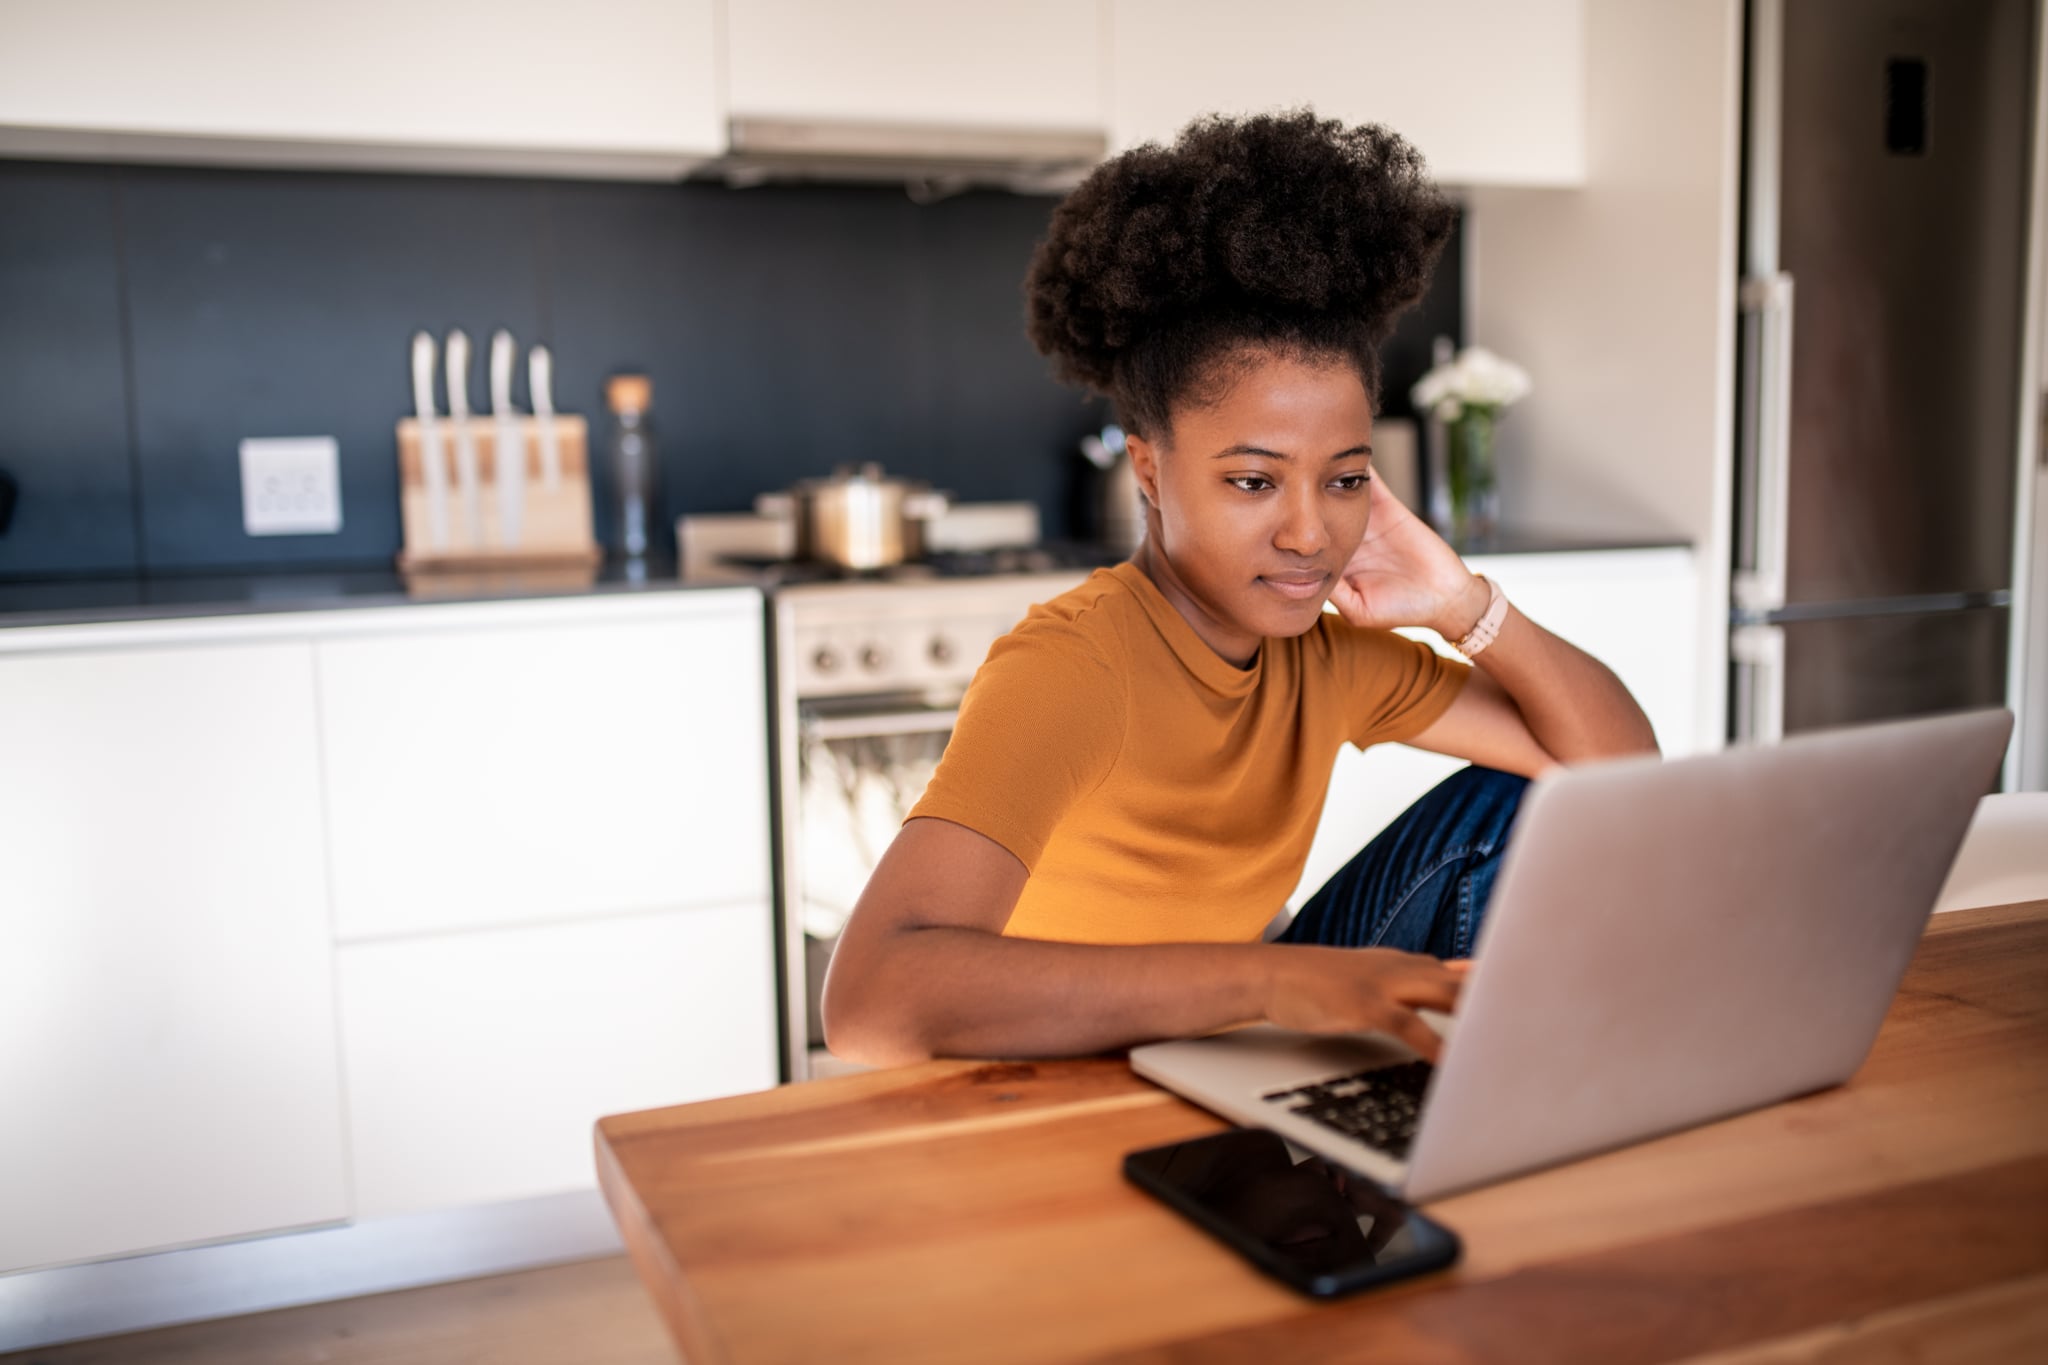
[445,328,482,546]
[490,328,524,547]
[410,331,450,550]
[529,344,562,489]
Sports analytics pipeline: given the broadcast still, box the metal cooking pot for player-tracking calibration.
[755,463,951,570]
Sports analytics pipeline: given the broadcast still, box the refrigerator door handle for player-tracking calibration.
[1730,623,1787,744]
[1735,273,1795,614]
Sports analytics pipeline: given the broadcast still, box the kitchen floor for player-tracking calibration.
[0,1258,676,1365]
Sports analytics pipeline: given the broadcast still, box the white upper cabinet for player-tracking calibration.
[1108,0,1586,186]
[725,0,1106,130]
[0,1,1581,183]
[0,0,721,177]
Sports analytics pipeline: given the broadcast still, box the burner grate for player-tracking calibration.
[721,542,1124,586]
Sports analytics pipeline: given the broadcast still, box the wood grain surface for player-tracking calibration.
[596,902,2048,1365]
[0,1257,675,1365]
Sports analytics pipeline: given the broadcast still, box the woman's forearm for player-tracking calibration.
[825,923,1466,1067]
[822,927,1273,1066]
[1426,576,1657,762]
[1474,604,1659,762]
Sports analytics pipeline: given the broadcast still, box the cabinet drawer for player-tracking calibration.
[336,902,778,1218]
[318,604,770,940]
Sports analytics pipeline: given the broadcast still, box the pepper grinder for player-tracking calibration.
[604,375,658,571]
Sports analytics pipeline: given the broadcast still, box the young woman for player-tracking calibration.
[823,113,1657,1068]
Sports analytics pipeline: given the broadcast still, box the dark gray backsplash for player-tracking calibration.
[0,160,1462,580]
[0,164,136,576]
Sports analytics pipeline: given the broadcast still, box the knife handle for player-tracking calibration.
[530,346,562,489]
[410,332,450,550]
[446,330,482,545]
[489,330,516,414]
[489,331,524,547]
[496,417,526,547]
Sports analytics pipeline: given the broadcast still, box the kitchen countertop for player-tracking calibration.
[596,900,2048,1365]
[1427,526,1690,556]
[0,528,1689,632]
[0,557,727,631]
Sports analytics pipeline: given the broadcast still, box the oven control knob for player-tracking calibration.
[928,636,955,666]
[812,646,841,674]
[859,645,888,672]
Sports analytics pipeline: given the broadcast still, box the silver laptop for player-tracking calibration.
[1131,708,2012,1202]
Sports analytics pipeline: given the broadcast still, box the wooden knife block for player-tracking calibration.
[395,415,600,574]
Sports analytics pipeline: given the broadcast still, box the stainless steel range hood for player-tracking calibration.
[713,116,1107,193]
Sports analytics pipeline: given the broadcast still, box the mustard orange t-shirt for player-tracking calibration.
[907,562,1469,944]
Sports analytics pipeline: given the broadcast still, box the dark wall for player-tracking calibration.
[0,160,1462,579]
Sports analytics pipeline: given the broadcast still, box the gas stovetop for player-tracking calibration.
[680,506,1127,696]
[720,541,1125,588]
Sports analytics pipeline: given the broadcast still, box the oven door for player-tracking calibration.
[793,695,959,1059]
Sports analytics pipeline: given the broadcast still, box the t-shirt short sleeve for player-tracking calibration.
[907,611,1129,869]
[1322,618,1471,748]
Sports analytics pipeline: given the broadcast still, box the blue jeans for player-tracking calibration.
[1279,766,1530,958]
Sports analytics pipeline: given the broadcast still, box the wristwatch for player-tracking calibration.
[1453,576,1509,658]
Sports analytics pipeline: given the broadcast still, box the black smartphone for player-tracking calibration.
[1124,1128,1460,1299]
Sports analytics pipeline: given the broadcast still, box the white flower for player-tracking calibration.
[1411,345,1532,414]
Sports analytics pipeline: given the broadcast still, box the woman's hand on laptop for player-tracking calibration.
[1260,946,1466,1062]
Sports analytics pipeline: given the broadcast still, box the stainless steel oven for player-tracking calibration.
[770,571,1092,1078]
[682,501,1115,1079]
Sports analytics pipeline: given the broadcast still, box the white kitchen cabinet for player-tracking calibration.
[0,0,721,178]
[1292,546,1696,905]
[336,902,776,1217]
[725,0,1105,131]
[318,594,770,941]
[1109,0,1586,186]
[0,641,348,1274]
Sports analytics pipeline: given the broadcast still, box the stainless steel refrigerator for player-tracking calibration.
[1731,0,2034,752]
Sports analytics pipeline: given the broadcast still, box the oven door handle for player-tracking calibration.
[800,708,961,743]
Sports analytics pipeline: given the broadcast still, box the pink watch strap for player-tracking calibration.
[1454,576,1508,658]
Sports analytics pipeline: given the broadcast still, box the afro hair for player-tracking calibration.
[1024,110,1457,440]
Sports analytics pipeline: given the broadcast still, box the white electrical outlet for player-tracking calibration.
[240,436,343,536]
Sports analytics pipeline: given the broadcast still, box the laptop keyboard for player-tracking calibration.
[1260,1060,1434,1160]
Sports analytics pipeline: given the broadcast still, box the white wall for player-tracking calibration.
[1108,0,1585,186]
[1464,0,1744,753]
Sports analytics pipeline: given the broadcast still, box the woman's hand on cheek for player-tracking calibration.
[1327,478,1488,636]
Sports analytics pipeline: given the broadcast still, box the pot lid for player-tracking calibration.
[795,462,930,493]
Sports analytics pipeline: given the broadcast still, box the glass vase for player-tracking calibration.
[1447,409,1500,545]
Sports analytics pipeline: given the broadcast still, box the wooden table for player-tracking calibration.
[596,902,2048,1364]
